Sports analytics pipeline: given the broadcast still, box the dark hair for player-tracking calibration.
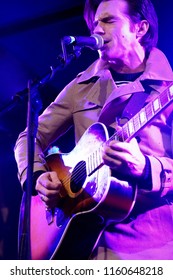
[84,0,158,54]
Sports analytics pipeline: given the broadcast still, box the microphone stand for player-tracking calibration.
[0,41,82,116]
[17,42,82,260]
[18,80,42,260]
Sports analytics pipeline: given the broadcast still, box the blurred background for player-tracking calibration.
[0,0,172,259]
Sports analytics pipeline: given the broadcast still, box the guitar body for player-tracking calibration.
[19,123,137,260]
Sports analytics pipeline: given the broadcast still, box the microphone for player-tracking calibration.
[62,34,104,50]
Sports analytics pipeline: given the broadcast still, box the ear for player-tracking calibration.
[136,20,149,39]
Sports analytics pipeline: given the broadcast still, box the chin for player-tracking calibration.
[98,50,110,61]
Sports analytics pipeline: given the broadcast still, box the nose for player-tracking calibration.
[93,22,105,35]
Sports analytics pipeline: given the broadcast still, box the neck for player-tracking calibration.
[108,47,146,74]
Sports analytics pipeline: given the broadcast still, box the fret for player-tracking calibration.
[139,108,147,125]
[152,97,160,113]
[145,102,154,121]
[169,84,173,97]
[133,113,141,132]
[160,91,169,107]
[116,130,123,141]
[128,119,135,136]
[121,123,129,141]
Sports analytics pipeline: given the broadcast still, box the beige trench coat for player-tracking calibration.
[14,47,173,259]
[15,48,173,197]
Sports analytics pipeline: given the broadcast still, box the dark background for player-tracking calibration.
[0,0,172,260]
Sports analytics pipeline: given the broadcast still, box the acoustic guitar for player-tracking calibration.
[19,82,173,260]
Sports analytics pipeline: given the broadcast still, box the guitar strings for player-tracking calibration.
[58,130,123,191]
[59,162,89,193]
[58,85,173,191]
[58,146,103,191]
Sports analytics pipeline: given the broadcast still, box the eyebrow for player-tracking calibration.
[93,15,118,26]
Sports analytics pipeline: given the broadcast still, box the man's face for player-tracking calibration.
[93,0,140,62]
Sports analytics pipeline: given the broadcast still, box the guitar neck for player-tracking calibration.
[86,82,173,176]
[113,82,173,142]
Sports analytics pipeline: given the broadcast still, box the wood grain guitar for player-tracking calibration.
[19,82,173,260]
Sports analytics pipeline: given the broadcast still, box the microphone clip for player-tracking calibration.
[61,37,82,65]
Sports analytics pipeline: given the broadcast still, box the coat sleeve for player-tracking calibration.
[139,105,173,197]
[14,78,78,186]
[148,137,173,196]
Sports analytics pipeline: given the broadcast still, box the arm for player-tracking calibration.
[102,107,173,196]
[14,78,77,185]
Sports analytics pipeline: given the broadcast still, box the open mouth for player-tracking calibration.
[104,40,110,45]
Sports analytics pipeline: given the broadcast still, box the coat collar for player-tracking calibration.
[77,48,173,85]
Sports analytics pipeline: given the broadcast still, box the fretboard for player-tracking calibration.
[112,82,173,142]
[86,82,173,176]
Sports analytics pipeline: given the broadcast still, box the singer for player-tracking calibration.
[15,0,173,260]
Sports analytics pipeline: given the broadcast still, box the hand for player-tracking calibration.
[102,137,146,178]
[35,171,64,208]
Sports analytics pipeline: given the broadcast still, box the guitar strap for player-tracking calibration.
[119,88,151,124]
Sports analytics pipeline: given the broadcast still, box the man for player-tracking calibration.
[15,0,173,259]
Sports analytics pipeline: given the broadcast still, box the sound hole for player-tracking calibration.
[70,161,87,193]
